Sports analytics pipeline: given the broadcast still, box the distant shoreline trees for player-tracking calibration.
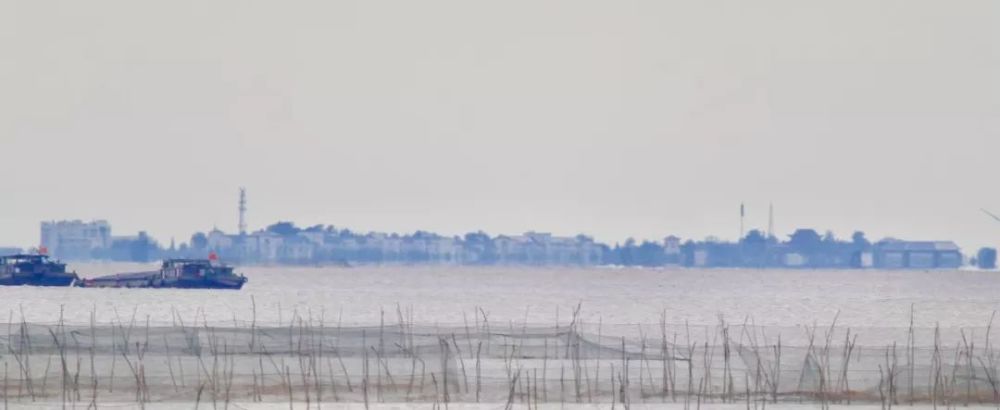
[34,219,977,269]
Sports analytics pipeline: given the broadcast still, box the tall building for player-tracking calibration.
[40,220,112,260]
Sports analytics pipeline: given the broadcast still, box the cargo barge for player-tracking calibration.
[0,253,79,286]
[76,257,247,289]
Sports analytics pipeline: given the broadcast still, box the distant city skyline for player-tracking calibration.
[4,197,1000,251]
[31,217,980,270]
[13,209,991,255]
[2,1,999,250]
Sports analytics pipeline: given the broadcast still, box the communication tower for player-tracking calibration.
[238,187,247,236]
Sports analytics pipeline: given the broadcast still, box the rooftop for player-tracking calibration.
[876,240,960,252]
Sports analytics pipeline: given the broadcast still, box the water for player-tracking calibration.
[5,264,1000,408]
[21,403,1000,409]
[1,263,997,330]
[19,405,1000,410]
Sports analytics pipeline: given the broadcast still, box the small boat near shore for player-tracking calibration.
[0,253,79,286]
[76,256,247,289]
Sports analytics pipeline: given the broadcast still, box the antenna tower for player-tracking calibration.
[238,187,247,236]
[739,203,745,240]
[768,202,774,239]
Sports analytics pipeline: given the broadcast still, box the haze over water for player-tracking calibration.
[4,263,998,334]
[4,1,1000,408]
[3,1,1000,249]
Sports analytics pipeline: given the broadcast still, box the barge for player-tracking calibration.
[77,257,247,289]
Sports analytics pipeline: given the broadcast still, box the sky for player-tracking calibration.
[1,0,999,250]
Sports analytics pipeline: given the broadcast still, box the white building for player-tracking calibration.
[40,220,112,260]
[427,237,462,264]
[495,232,602,265]
[207,228,234,250]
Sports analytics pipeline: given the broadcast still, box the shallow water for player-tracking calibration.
[18,403,1000,410]
[5,265,1000,407]
[2,264,998,331]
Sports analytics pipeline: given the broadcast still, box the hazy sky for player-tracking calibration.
[2,0,999,250]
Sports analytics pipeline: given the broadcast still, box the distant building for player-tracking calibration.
[978,248,997,270]
[680,232,879,270]
[783,252,807,267]
[494,232,601,265]
[692,248,709,267]
[0,247,22,256]
[253,231,283,263]
[663,236,681,264]
[40,220,112,260]
[207,228,233,250]
[280,235,315,263]
[857,251,874,268]
[873,240,962,269]
[179,221,967,270]
[682,241,741,268]
[106,231,158,262]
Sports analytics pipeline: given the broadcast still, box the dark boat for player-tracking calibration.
[77,257,247,289]
[0,254,79,286]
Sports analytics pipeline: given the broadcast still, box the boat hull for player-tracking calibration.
[0,275,77,287]
[77,271,246,290]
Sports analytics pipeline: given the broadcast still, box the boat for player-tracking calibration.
[0,253,79,286]
[77,255,247,289]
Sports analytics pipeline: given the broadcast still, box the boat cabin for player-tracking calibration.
[0,254,67,274]
[160,259,235,280]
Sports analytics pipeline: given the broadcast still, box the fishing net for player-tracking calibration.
[1,319,998,406]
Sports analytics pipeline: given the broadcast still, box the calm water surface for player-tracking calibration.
[1,263,998,331]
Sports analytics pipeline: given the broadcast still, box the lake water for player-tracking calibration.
[2,263,998,331]
[5,264,1000,408]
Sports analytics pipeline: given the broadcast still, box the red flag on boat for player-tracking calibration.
[208,251,218,261]
[38,246,48,255]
